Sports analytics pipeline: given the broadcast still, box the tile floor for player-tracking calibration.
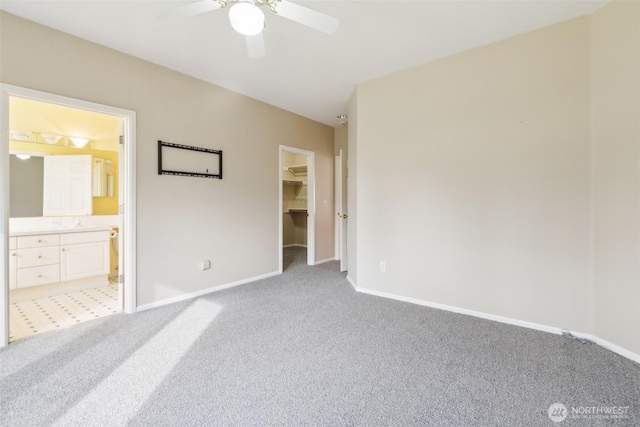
[9,283,120,342]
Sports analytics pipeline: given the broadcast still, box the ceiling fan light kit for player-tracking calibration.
[229,2,265,36]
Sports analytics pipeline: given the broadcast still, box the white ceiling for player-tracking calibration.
[0,0,609,126]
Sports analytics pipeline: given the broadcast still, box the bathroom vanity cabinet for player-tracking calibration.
[9,237,17,289]
[60,231,110,282]
[9,228,110,290]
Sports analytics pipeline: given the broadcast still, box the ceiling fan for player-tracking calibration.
[161,0,340,59]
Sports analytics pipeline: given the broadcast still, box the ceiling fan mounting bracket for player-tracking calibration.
[255,0,283,14]
[216,0,283,14]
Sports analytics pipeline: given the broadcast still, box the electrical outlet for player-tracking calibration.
[380,262,386,272]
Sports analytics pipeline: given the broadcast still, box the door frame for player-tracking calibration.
[278,145,315,270]
[0,84,137,347]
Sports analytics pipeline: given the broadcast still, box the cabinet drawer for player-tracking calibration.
[9,237,17,250]
[60,231,110,245]
[18,234,60,249]
[17,246,60,269]
[17,265,60,288]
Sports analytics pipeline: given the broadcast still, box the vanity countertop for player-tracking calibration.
[10,225,113,237]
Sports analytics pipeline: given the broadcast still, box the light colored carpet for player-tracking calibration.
[1,247,638,426]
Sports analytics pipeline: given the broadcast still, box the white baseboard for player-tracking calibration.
[352,285,640,365]
[283,244,307,248]
[314,257,336,265]
[569,332,640,364]
[136,270,281,312]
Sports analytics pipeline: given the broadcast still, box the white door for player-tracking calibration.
[43,155,92,216]
[335,150,347,272]
[335,154,341,261]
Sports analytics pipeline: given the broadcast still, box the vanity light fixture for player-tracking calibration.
[10,130,32,141]
[15,154,31,160]
[69,137,90,148]
[229,1,265,36]
[41,133,62,145]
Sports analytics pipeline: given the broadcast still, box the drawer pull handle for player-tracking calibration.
[37,239,42,243]
[38,274,42,278]
[38,255,42,259]
[11,253,16,257]
[61,248,65,252]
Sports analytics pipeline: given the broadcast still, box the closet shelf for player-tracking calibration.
[287,165,307,176]
[286,209,308,215]
[282,180,306,187]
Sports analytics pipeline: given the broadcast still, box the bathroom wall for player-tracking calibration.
[9,97,120,216]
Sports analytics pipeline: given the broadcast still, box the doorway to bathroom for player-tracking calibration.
[0,84,137,347]
[279,145,315,271]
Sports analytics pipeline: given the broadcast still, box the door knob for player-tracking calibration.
[342,214,348,219]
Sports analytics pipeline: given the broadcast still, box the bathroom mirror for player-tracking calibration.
[9,141,119,218]
[10,154,44,218]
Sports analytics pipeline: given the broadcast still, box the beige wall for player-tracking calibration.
[0,12,334,306]
[350,1,640,357]
[357,15,593,331]
[591,0,640,355]
[352,16,594,330]
[334,126,348,157]
[334,126,348,225]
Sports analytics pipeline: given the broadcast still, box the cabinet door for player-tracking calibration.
[43,155,93,216]
[60,241,109,281]
[9,249,17,290]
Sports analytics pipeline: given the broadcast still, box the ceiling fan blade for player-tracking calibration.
[159,0,223,20]
[275,0,340,34]
[246,33,266,59]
